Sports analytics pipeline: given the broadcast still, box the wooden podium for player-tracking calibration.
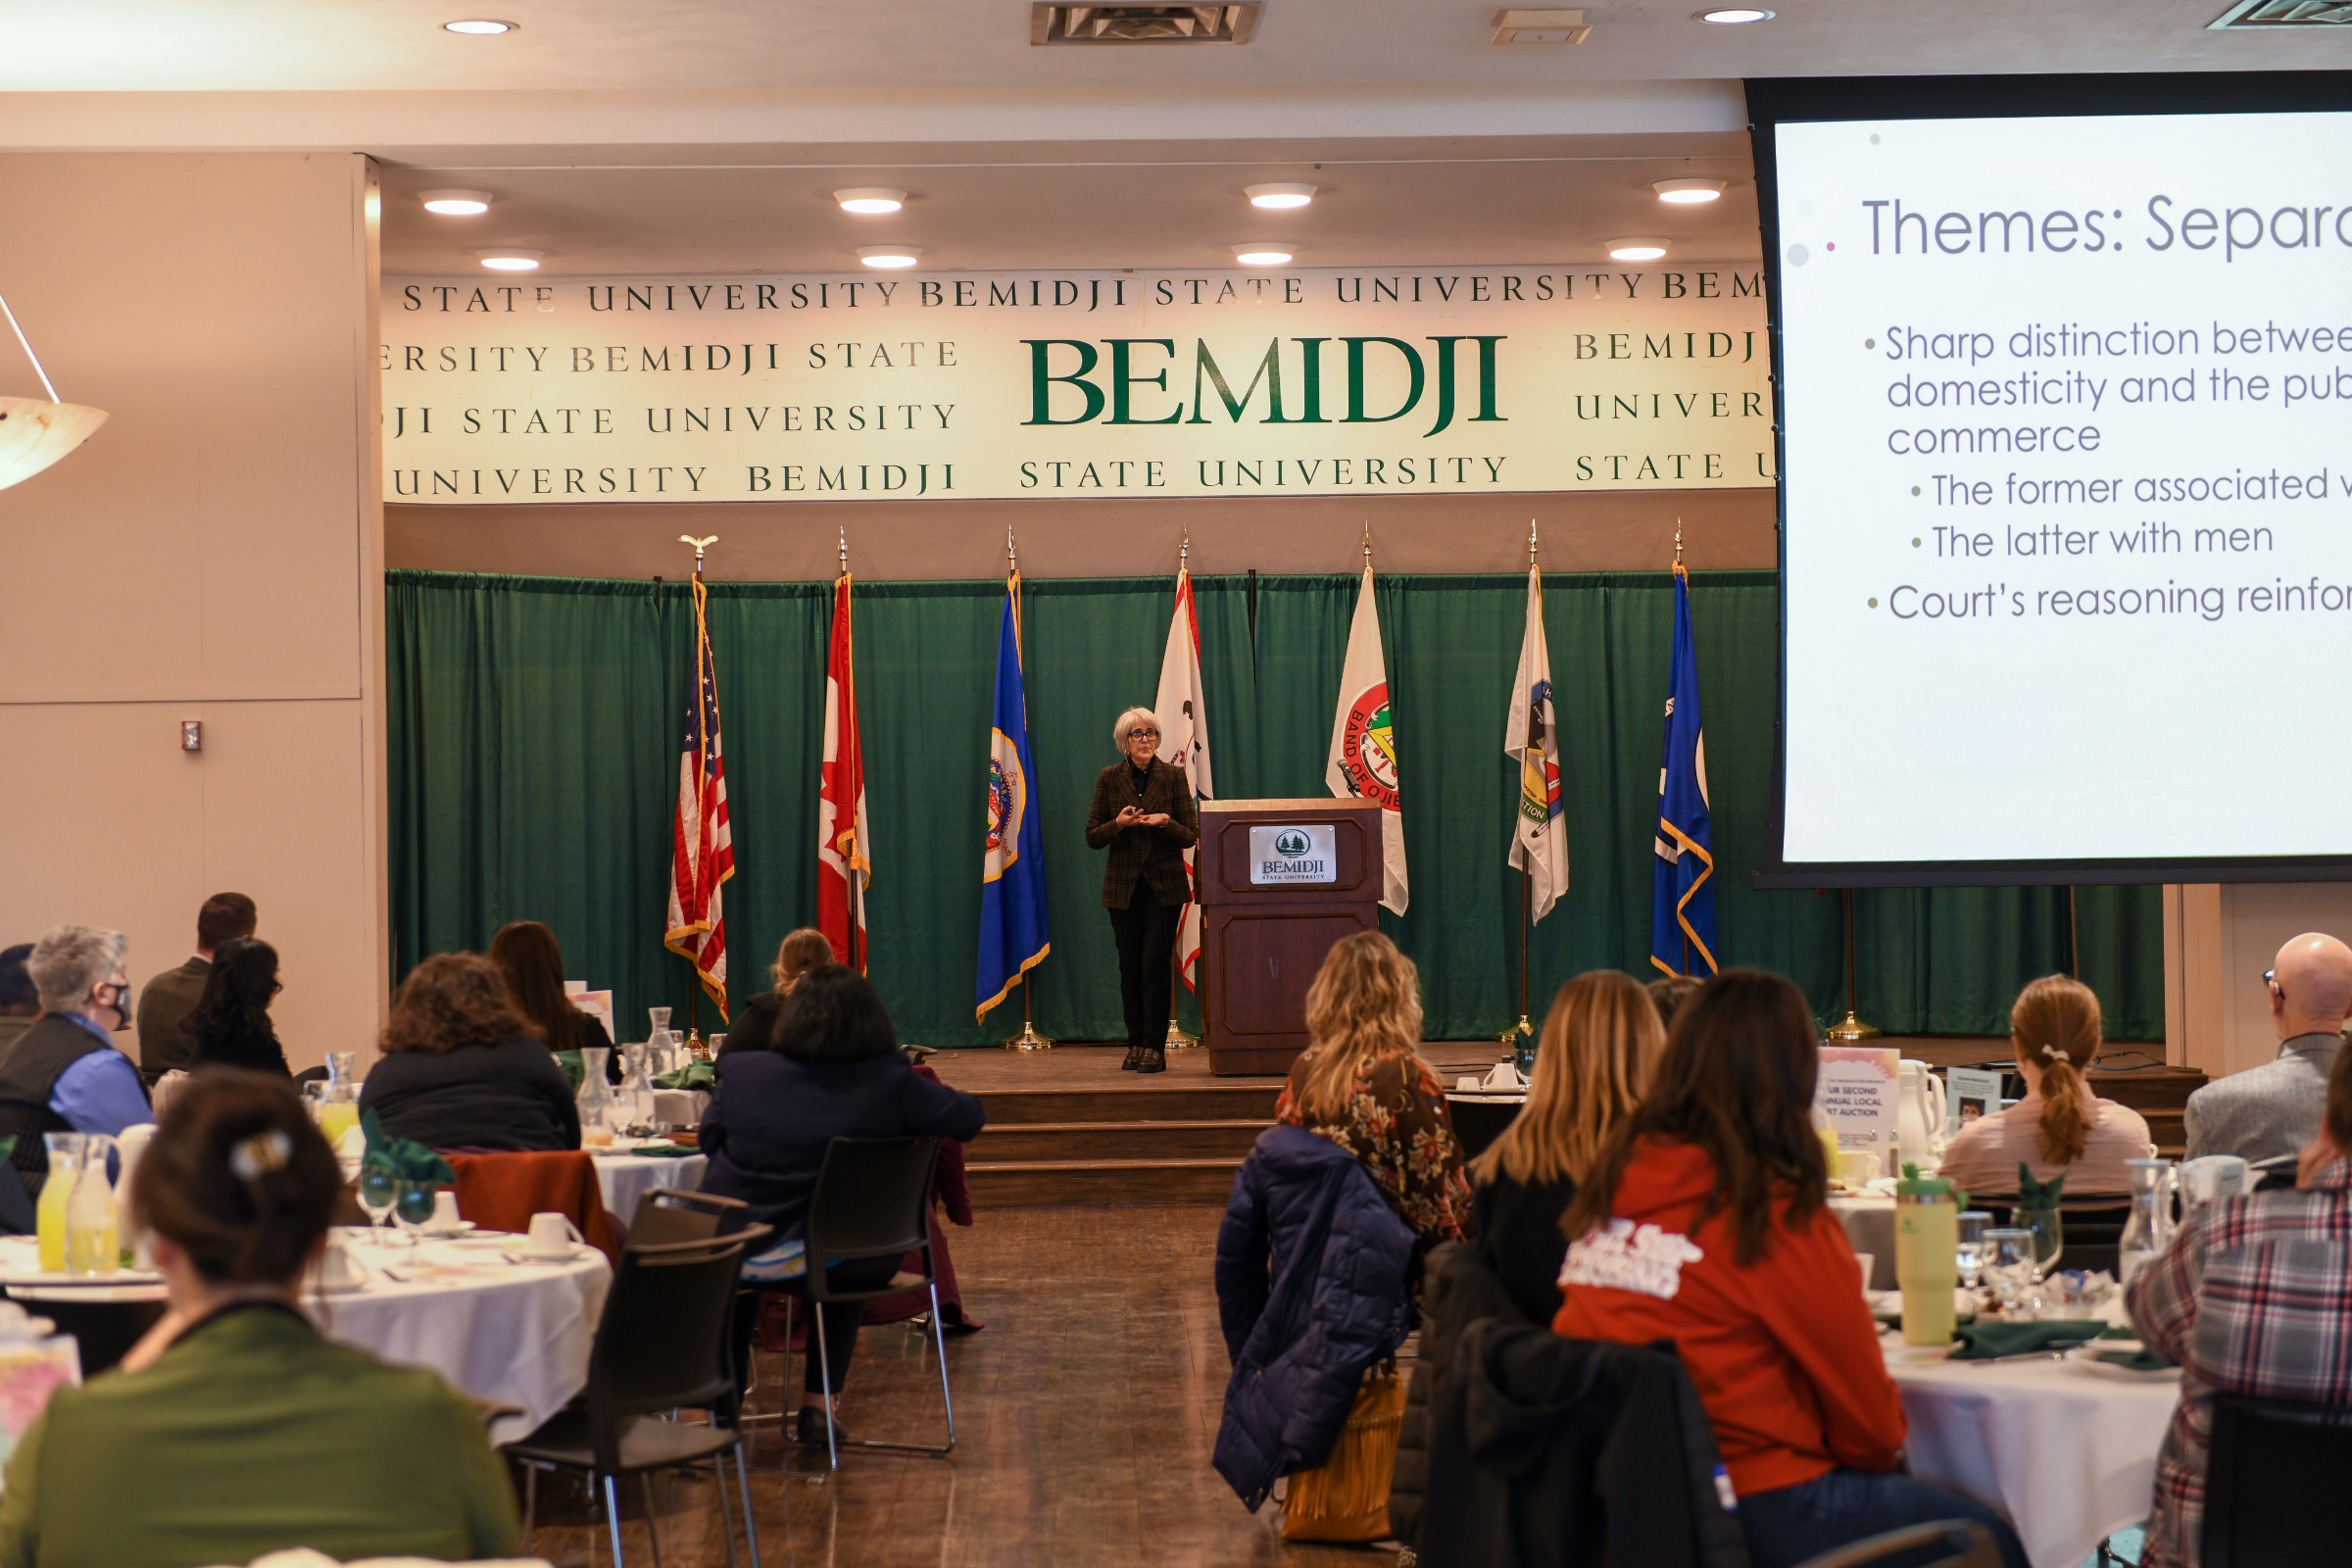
[1197,798,1385,1076]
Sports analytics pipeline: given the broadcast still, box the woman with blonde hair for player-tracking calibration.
[1472,969,1666,1322]
[1274,930,1468,1253]
[770,928,834,995]
[1937,974,2155,1197]
[1082,705,1198,1075]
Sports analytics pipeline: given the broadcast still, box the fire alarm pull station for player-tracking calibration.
[180,720,202,753]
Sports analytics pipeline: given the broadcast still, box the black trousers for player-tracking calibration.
[730,1254,908,1397]
[1109,879,1180,1051]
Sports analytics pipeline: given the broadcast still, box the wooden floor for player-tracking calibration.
[520,1203,1377,1568]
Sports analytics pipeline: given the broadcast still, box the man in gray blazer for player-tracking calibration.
[2184,931,2352,1165]
[133,891,256,1082]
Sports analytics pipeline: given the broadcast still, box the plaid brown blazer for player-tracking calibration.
[1083,757,1200,908]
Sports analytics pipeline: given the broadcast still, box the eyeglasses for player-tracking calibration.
[1125,728,1159,739]
[2265,967,2284,1003]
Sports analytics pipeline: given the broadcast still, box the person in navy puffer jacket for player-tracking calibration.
[1213,1121,1418,1510]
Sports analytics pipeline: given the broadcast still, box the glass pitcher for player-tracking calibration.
[36,1133,84,1273]
[647,1007,674,1071]
[618,1042,656,1130]
[65,1133,118,1278]
[576,1046,617,1146]
[2118,1157,2175,1286]
[317,1051,361,1150]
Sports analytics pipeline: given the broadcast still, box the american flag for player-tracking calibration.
[663,576,734,1015]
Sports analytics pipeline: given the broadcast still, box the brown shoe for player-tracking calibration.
[1135,1047,1167,1075]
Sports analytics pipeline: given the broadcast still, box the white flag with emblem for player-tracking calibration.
[1504,562,1569,920]
[1153,564,1214,990]
[1326,564,1407,914]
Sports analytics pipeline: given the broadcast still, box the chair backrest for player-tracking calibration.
[444,1150,621,1262]
[627,1186,748,1249]
[1446,1099,1521,1163]
[1793,1521,2003,1568]
[2203,1393,2352,1568]
[805,1136,939,1267]
[583,1223,771,1458]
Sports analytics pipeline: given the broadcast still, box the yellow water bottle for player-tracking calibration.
[1894,1166,1961,1347]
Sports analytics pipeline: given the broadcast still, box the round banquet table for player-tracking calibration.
[1829,1193,1898,1290]
[0,1232,610,1445]
[1881,1331,2177,1568]
[593,1149,709,1229]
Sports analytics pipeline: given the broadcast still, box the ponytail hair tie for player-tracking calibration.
[2039,1044,2067,1063]
[228,1130,291,1183]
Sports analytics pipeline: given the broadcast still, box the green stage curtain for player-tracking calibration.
[387,568,2165,1047]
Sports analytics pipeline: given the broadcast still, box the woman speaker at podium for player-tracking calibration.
[1084,707,1200,1076]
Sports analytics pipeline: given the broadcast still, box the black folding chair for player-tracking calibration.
[9,1290,167,1375]
[2202,1392,2352,1567]
[503,1224,770,1568]
[1446,1098,1522,1163]
[764,1135,954,1471]
[1794,1520,2003,1568]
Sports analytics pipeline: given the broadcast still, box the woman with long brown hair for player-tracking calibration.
[358,953,579,1152]
[1937,974,2154,1197]
[487,919,612,1057]
[1555,970,2025,1568]
[1471,969,1664,1323]
[1274,930,1468,1253]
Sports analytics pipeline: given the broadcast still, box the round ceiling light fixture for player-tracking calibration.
[835,188,906,215]
[442,18,517,34]
[1653,177,1727,205]
[857,245,921,270]
[1606,238,1669,262]
[421,189,493,216]
[1245,182,1316,211]
[1232,242,1295,266]
[1693,7,1774,21]
[477,249,542,271]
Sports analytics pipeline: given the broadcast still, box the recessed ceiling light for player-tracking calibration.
[1606,238,1668,262]
[835,188,906,215]
[442,18,517,34]
[1245,182,1316,211]
[477,249,542,271]
[857,246,921,270]
[1653,177,1726,205]
[1232,243,1294,266]
[1694,7,1773,21]
[421,189,493,216]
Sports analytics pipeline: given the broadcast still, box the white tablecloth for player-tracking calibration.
[1830,1194,1897,1289]
[1884,1336,2177,1568]
[593,1151,708,1229]
[653,1089,709,1127]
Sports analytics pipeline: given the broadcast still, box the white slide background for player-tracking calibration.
[1776,112,2352,866]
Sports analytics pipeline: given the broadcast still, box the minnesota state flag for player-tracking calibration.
[977,568,1051,1019]
[1650,563,1719,977]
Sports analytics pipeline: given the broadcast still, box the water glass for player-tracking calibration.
[1984,1227,2037,1318]
[1954,1209,1992,1292]
[356,1164,400,1244]
[391,1181,439,1248]
[2015,1204,2065,1280]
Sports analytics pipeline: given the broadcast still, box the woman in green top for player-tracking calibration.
[0,1070,521,1568]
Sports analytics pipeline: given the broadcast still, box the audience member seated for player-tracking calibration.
[487,919,614,1081]
[0,946,34,1066]
[771,927,834,996]
[134,892,256,1084]
[359,954,579,1152]
[700,964,984,1447]
[1645,971,1701,1030]
[2127,1026,2352,1568]
[1275,931,1469,1265]
[714,990,785,1062]
[184,938,292,1078]
[2183,931,2352,1165]
[0,927,153,1196]
[1470,969,1665,1325]
[0,1069,520,1567]
[1556,969,2028,1568]
[1936,973,2154,1199]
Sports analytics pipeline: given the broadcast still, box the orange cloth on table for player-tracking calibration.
[1550,1136,1905,1500]
[443,1150,620,1265]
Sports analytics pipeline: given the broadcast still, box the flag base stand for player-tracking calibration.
[1824,1009,1882,1042]
[1002,1022,1054,1052]
[1496,1015,1532,1051]
[1164,1017,1200,1050]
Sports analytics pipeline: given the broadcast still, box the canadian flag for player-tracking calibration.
[817,570,872,969]
[1153,564,1214,990]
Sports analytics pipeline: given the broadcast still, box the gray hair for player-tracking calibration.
[1112,706,1160,752]
[26,925,126,1014]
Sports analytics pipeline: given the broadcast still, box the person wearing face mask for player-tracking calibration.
[0,925,154,1195]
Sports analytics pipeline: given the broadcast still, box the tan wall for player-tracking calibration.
[2166,882,2352,1081]
[0,152,384,1072]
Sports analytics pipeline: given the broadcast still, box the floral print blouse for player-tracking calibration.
[1277,1048,1472,1251]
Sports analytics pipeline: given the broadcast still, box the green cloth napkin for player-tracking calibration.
[553,1051,585,1092]
[1950,1319,2107,1359]
[359,1110,454,1185]
[2017,1164,2066,1209]
[625,1143,702,1158]
[2087,1345,2172,1372]
[653,1062,714,1092]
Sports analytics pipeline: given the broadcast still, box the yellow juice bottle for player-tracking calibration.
[34,1176,71,1274]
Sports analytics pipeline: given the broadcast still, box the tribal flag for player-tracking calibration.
[1153,563,1214,991]
[1326,564,1407,914]
[663,576,735,1015]
[976,569,1052,1020]
[817,569,872,972]
[1650,563,1719,977]
[1504,562,1569,920]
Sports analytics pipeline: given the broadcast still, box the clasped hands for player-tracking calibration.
[1113,806,1171,829]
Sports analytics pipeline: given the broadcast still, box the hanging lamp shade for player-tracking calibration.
[0,290,106,492]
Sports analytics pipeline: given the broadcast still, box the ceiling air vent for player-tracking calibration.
[2209,0,2352,25]
[1031,4,1260,43]
[1493,8,1592,43]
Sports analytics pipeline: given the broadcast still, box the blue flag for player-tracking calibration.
[977,570,1051,1019]
[1650,564,1719,977]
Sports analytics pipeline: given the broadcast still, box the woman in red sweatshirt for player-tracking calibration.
[1553,969,2027,1568]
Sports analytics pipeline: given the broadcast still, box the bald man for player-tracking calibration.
[2183,931,2352,1164]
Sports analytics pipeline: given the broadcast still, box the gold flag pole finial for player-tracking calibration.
[837,525,848,575]
[1529,517,1541,566]
[1006,525,1018,576]
[1179,528,1190,566]
[1673,522,1684,569]
[1361,521,1373,569]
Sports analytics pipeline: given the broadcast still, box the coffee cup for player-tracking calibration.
[523,1212,583,1260]
[429,1191,464,1234]
[2180,1154,2249,1208]
[1839,1149,1883,1187]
